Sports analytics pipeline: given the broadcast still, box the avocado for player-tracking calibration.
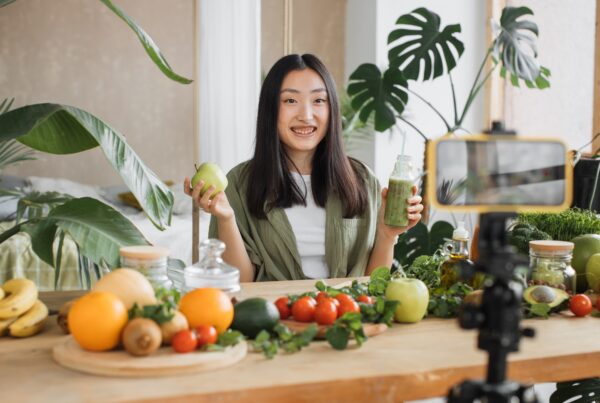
[572,234,600,292]
[230,297,280,339]
[523,285,568,308]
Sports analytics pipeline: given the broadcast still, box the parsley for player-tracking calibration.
[427,282,473,318]
[128,287,181,324]
[325,312,367,350]
[204,330,245,352]
[251,323,318,359]
[359,297,399,326]
[367,267,392,297]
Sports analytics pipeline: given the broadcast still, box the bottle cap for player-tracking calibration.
[453,221,469,240]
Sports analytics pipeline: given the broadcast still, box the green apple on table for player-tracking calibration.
[191,162,228,199]
[385,278,429,323]
[586,253,600,292]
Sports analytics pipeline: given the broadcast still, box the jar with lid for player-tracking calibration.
[120,245,172,289]
[528,240,576,293]
[184,239,240,297]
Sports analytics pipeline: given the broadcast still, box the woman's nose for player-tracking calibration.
[298,101,313,121]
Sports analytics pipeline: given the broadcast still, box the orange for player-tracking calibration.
[178,288,234,334]
[68,291,128,351]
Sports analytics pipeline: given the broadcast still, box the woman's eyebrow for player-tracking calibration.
[280,88,327,94]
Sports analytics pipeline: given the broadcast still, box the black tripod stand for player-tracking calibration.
[447,213,538,403]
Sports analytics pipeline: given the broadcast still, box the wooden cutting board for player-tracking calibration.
[280,320,388,339]
[53,336,247,377]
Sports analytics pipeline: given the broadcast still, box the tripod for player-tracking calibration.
[447,213,538,403]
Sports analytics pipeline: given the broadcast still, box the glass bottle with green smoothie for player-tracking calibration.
[384,155,415,227]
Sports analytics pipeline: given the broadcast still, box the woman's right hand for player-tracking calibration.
[183,178,234,221]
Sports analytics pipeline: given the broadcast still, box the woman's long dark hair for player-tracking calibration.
[246,54,368,219]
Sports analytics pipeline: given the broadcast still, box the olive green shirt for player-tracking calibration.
[208,161,381,281]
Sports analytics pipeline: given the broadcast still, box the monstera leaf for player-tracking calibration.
[550,378,600,403]
[387,7,464,81]
[347,64,409,132]
[492,6,543,85]
[0,104,174,230]
[394,220,453,267]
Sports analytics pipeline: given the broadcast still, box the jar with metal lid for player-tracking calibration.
[528,240,576,293]
[120,245,173,289]
[184,239,240,297]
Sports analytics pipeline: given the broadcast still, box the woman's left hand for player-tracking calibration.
[376,185,423,242]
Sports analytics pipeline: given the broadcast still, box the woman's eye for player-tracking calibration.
[283,98,297,104]
[314,98,328,104]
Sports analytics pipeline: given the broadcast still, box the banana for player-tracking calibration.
[0,287,5,301]
[0,316,18,336]
[0,278,38,319]
[9,299,48,338]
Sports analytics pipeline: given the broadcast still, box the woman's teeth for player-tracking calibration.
[292,127,316,135]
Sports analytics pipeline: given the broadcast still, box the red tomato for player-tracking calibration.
[570,294,592,317]
[291,296,317,322]
[195,325,218,347]
[315,292,329,304]
[335,293,355,304]
[275,297,291,320]
[338,298,360,317]
[172,330,197,353]
[597,294,600,311]
[314,300,338,326]
[357,295,374,304]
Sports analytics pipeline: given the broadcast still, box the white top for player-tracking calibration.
[284,172,328,279]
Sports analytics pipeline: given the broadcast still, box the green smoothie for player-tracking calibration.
[384,178,413,227]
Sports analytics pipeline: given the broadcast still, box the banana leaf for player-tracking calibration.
[395,221,453,267]
[347,64,409,132]
[99,0,192,84]
[493,6,543,85]
[0,104,174,230]
[388,8,464,81]
[22,197,150,269]
[0,0,16,7]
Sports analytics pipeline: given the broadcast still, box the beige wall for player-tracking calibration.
[262,0,347,89]
[0,0,195,186]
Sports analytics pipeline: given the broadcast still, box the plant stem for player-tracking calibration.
[456,65,498,129]
[396,115,429,141]
[589,160,600,210]
[449,72,458,126]
[0,219,33,243]
[405,88,451,132]
[456,48,492,128]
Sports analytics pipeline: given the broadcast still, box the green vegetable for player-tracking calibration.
[427,282,473,318]
[507,222,551,254]
[325,312,366,350]
[128,287,180,324]
[204,330,245,352]
[359,297,399,326]
[516,208,600,242]
[522,302,551,319]
[251,323,318,359]
[403,253,445,289]
[367,267,392,297]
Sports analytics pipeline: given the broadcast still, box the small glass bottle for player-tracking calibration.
[119,245,172,289]
[184,239,240,297]
[528,240,576,293]
[440,221,473,288]
[384,155,415,227]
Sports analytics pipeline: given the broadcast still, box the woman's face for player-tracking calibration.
[277,68,329,160]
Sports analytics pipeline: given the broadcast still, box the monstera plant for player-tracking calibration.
[0,0,191,283]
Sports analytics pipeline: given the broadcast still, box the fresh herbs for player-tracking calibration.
[402,253,445,290]
[522,302,551,319]
[128,287,180,324]
[325,312,367,350]
[315,279,370,299]
[427,282,473,318]
[252,323,318,359]
[359,297,399,326]
[205,329,245,352]
[508,222,551,254]
[367,267,392,297]
[516,208,600,241]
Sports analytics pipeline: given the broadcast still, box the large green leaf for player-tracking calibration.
[493,6,541,84]
[0,0,17,7]
[0,104,174,229]
[387,8,464,81]
[47,197,150,268]
[23,219,58,268]
[347,64,408,132]
[100,0,192,84]
[394,220,453,267]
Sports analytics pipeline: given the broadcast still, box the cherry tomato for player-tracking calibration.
[338,298,360,317]
[195,325,218,347]
[570,294,592,317]
[315,292,330,304]
[335,293,355,304]
[172,329,197,353]
[291,296,317,322]
[275,296,291,320]
[314,299,338,326]
[357,295,374,304]
[596,294,600,311]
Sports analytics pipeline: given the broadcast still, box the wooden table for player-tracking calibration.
[2,278,600,403]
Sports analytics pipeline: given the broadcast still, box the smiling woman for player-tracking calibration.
[184,54,424,282]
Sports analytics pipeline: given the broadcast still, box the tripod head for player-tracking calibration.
[448,213,537,403]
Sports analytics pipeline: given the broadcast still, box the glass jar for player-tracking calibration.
[120,245,173,289]
[528,240,576,293]
[184,239,240,297]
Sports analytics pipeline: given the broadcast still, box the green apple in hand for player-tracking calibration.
[385,277,429,323]
[191,162,228,198]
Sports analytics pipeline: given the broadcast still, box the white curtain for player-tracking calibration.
[197,0,261,174]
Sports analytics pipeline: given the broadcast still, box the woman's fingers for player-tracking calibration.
[191,180,205,205]
[199,185,215,209]
[183,178,192,195]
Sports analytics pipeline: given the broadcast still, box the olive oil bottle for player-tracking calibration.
[440,222,473,289]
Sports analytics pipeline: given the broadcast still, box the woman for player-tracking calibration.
[184,54,423,282]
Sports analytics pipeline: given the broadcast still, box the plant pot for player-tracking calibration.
[572,157,600,213]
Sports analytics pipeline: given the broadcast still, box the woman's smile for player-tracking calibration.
[290,125,318,136]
